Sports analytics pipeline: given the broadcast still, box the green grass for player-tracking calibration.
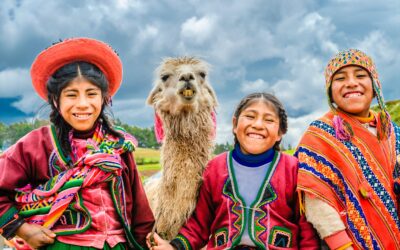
[137,163,161,172]
[372,99,400,125]
[134,147,160,158]
[284,149,295,155]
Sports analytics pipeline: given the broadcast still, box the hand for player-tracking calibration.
[146,232,175,250]
[15,223,56,249]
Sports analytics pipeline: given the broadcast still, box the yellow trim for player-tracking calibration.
[336,242,353,250]
[298,190,305,215]
[351,110,375,123]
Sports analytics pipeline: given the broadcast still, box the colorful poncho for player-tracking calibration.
[296,110,400,249]
[14,125,136,235]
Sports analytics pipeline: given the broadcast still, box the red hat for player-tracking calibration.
[30,37,123,100]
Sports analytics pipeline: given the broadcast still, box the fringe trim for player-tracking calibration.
[333,115,353,141]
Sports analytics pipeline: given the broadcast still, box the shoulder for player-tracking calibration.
[277,152,299,174]
[2,126,52,162]
[7,126,51,150]
[203,152,228,177]
[278,152,298,165]
[111,125,138,147]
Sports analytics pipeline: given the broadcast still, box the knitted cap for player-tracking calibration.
[324,49,390,140]
[31,37,123,100]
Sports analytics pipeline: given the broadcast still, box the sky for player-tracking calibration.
[1,0,399,148]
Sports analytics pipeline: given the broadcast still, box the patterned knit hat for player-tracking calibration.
[324,48,390,140]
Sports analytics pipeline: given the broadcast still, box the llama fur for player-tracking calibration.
[145,57,218,240]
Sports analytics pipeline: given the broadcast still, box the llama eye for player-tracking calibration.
[158,87,162,92]
[199,72,206,78]
[161,74,170,82]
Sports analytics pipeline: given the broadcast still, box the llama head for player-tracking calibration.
[147,56,217,115]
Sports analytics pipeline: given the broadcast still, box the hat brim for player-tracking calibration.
[31,38,122,100]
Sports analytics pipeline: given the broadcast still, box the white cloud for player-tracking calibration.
[111,98,154,126]
[285,108,326,148]
[0,68,43,113]
[0,68,31,97]
[1,0,399,147]
[240,79,270,93]
[356,30,397,65]
[181,16,216,45]
[115,0,143,11]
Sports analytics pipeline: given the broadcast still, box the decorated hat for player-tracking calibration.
[31,37,122,100]
[324,49,390,140]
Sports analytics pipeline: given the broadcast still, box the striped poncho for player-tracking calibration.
[296,111,400,249]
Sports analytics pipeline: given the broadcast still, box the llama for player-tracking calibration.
[145,57,218,240]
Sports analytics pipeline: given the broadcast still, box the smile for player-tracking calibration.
[247,133,265,139]
[343,92,363,98]
[73,113,92,120]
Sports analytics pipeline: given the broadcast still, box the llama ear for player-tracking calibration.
[206,85,218,107]
[147,85,162,105]
[146,88,156,105]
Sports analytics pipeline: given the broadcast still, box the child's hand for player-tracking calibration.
[146,232,175,250]
[15,223,56,249]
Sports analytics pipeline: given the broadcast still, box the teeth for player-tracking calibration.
[345,92,362,98]
[74,114,91,118]
[248,133,264,139]
[182,89,193,97]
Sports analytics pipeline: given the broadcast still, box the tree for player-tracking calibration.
[0,122,6,149]
[114,119,160,149]
[213,142,233,155]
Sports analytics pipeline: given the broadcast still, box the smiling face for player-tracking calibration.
[331,65,374,117]
[233,100,282,155]
[59,78,103,131]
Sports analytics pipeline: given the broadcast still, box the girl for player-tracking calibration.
[296,49,400,249]
[0,38,154,249]
[148,92,319,249]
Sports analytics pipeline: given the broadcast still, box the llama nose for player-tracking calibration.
[179,72,195,82]
[183,81,193,90]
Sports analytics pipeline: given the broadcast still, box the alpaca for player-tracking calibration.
[145,56,218,240]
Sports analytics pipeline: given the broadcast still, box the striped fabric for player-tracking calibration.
[15,125,136,234]
[296,111,400,249]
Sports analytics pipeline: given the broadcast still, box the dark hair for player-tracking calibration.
[47,61,121,158]
[232,92,288,151]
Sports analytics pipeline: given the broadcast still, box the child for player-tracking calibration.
[295,49,400,249]
[147,92,319,249]
[0,38,154,249]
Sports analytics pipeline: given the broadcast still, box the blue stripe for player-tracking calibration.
[298,146,378,249]
[312,120,400,230]
[393,122,400,156]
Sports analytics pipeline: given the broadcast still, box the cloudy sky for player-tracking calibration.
[1,0,399,147]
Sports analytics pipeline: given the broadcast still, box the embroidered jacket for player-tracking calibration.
[0,126,154,249]
[170,151,319,250]
[296,111,400,249]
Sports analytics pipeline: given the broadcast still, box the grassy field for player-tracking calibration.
[134,147,297,180]
[134,148,161,179]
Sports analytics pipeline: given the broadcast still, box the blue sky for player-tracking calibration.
[1,0,399,147]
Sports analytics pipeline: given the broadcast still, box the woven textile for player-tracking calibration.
[296,111,400,249]
[14,125,136,234]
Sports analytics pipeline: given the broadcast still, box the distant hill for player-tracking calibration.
[372,99,400,125]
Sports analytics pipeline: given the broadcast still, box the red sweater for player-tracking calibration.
[171,151,319,249]
[0,126,154,249]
